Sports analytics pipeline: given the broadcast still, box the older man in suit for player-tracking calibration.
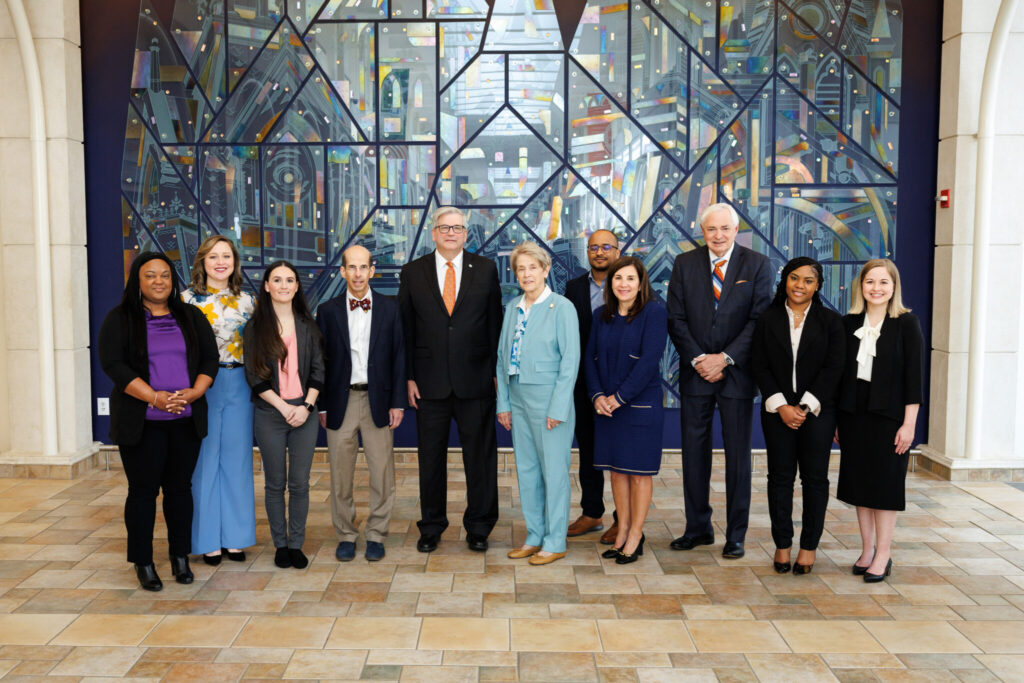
[317,245,406,562]
[398,206,503,553]
[666,203,773,559]
[563,229,619,544]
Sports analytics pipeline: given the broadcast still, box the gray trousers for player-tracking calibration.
[254,398,318,549]
[326,390,396,543]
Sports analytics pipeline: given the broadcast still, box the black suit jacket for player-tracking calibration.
[564,273,595,401]
[316,289,407,430]
[838,312,924,422]
[98,304,219,446]
[398,250,502,400]
[666,244,773,398]
[751,302,846,409]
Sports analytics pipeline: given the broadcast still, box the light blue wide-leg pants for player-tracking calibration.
[509,378,575,553]
[191,366,257,554]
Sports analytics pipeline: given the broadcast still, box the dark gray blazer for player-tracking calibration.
[243,316,325,406]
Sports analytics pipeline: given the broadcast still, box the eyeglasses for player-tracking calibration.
[588,244,618,253]
[435,224,467,234]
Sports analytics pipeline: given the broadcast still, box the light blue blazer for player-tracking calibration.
[496,291,580,422]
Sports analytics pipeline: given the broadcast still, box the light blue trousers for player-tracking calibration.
[509,378,574,553]
[191,366,257,554]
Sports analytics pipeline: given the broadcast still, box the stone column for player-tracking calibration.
[0,0,99,477]
[919,0,1024,479]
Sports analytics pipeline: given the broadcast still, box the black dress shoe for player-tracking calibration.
[169,555,193,584]
[135,563,163,592]
[851,563,870,576]
[289,548,309,569]
[601,546,623,559]
[202,553,222,566]
[416,534,439,553]
[615,534,645,564]
[223,548,246,562]
[863,558,892,583]
[670,533,714,551]
[274,547,291,568]
[722,541,745,559]
[466,534,488,552]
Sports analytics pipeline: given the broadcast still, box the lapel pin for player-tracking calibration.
[549,303,554,309]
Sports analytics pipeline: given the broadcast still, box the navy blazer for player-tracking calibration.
[316,289,407,430]
[838,312,924,422]
[563,273,595,401]
[584,302,668,408]
[666,244,773,398]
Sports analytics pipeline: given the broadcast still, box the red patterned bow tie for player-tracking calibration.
[349,298,371,311]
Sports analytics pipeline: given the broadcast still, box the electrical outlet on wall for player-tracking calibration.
[97,398,109,416]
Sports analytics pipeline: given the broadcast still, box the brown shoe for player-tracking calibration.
[600,520,619,545]
[528,551,567,565]
[567,515,604,537]
[507,545,541,559]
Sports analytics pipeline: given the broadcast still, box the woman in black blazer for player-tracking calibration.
[836,259,923,583]
[98,252,219,591]
[752,257,845,575]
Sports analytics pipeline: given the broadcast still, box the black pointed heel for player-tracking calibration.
[792,562,814,575]
[615,534,644,564]
[773,549,791,574]
[601,546,623,559]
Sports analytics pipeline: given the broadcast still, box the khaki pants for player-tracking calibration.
[326,390,396,543]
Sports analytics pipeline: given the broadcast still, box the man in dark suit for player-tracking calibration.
[398,207,503,553]
[666,203,773,559]
[317,245,406,562]
[563,229,620,543]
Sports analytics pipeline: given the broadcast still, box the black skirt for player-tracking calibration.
[836,380,908,511]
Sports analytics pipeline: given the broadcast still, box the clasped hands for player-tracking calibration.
[593,394,621,417]
[692,353,727,383]
[151,388,200,414]
[778,404,808,431]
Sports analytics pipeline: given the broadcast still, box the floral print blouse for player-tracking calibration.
[182,287,255,363]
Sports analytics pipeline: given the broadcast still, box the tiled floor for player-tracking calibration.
[2,456,1024,681]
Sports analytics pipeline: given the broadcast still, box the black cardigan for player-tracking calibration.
[837,312,924,422]
[98,304,219,446]
[242,316,325,406]
[751,302,846,409]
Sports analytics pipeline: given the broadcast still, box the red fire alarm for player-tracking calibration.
[937,189,951,209]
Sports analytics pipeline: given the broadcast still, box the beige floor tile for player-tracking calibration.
[974,654,1024,682]
[426,554,485,573]
[331,562,397,583]
[415,591,483,616]
[217,590,291,613]
[687,620,789,653]
[681,605,753,620]
[453,571,516,593]
[17,568,94,589]
[418,617,509,650]
[895,584,976,606]
[162,661,248,681]
[576,573,641,595]
[515,563,577,584]
[518,651,597,682]
[400,664,477,682]
[367,649,443,665]
[49,645,144,676]
[691,567,760,585]
[327,616,422,649]
[636,574,705,595]
[281,649,367,679]
[77,568,141,589]
[0,613,76,644]
[443,651,517,666]
[510,618,602,652]
[264,570,333,592]
[598,618,694,653]
[390,572,454,593]
[214,646,295,663]
[774,620,886,654]
[863,621,981,654]
[234,615,334,648]
[550,603,618,619]
[746,653,839,682]
[142,615,248,647]
[52,614,162,646]
[953,620,1024,653]
[821,653,904,669]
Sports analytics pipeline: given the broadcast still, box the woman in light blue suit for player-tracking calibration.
[497,241,580,566]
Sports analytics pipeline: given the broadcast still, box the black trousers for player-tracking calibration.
[763,406,836,551]
[681,393,754,543]
[572,387,604,519]
[118,418,201,564]
[416,394,498,537]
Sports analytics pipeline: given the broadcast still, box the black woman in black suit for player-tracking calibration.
[836,259,923,583]
[752,257,845,575]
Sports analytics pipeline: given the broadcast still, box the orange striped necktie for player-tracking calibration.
[712,258,726,306]
[443,261,456,315]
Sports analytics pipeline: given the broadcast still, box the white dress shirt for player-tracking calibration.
[854,315,884,382]
[764,302,820,416]
[691,244,738,368]
[434,249,464,299]
[347,288,373,385]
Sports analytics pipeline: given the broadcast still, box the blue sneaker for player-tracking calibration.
[335,541,356,562]
[365,541,385,562]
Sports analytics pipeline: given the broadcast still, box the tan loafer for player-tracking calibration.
[528,551,567,565]
[567,515,604,536]
[507,545,541,559]
[600,521,619,545]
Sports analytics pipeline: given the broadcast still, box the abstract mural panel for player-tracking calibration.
[121,0,903,405]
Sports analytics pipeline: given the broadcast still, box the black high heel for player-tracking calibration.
[863,558,892,583]
[601,546,623,559]
[793,551,815,575]
[615,534,645,564]
[169,555,193,584]
[135,563,163,592]
[773,549,791,574]
[851,563,870,576]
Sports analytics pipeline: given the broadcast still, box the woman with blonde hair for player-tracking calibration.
[836,258,923,583]
[182,235,257,565]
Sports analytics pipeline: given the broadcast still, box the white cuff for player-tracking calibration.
[722,352,735,366]
[800,392,821,417]
[764,393,787,413]
[690,353,706,368]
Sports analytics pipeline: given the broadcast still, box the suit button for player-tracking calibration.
[449,326,453,330]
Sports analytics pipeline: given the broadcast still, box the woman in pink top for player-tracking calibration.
[244,261,324,569]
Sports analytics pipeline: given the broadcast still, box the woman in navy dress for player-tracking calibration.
[584,256,668,564]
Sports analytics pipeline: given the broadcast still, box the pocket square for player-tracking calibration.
[736,280,749,284]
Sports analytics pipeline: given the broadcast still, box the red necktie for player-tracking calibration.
[349,298,371,311]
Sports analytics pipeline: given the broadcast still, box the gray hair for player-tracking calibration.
[432,205,466,227]
[699,202,740,229]
[510,241,552,272]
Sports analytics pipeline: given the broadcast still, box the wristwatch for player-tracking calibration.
[302,402,315,412]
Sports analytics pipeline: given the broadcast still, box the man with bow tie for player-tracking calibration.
[316,245,406,562]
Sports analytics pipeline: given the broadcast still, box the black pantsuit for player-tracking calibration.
[119,418,201,564]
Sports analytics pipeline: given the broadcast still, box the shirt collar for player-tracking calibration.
[348,288,373,303]
[517,285,552,311]
[708,243,736,266]
[784,300,812,326]
[435,249,464,269]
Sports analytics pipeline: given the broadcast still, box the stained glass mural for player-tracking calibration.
[121,0,903,407]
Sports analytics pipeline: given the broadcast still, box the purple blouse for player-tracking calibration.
[145,312,192,420]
